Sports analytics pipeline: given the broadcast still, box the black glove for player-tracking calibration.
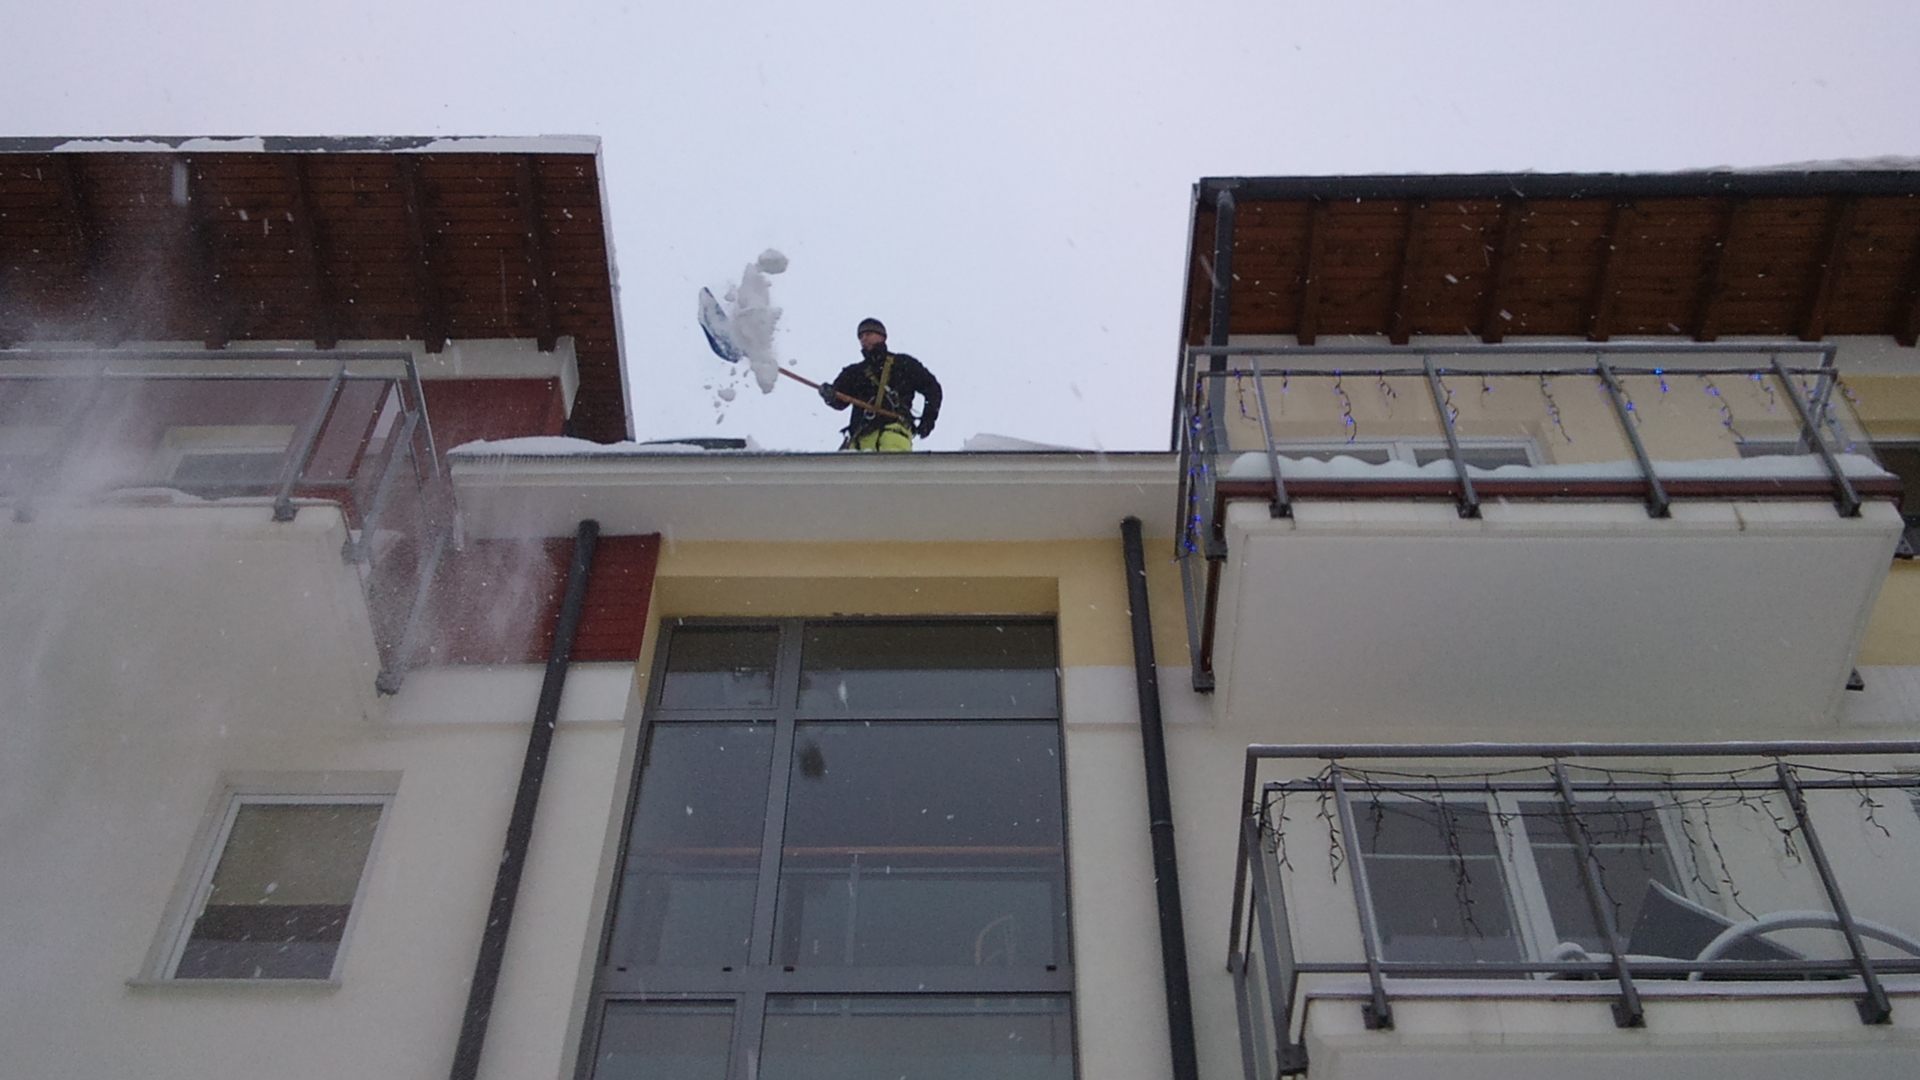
[914,415,935,438]
[818,382,838,405]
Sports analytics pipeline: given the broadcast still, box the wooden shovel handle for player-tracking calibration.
[777,366,908,423]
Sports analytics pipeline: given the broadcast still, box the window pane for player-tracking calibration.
[661,627,778,709]
[760,996,1072,1080]
[1524,802,1679,953]
[592,1002,733,1080]
[175,802,381,980]
[610,724,773,968]
[798,622,1056,715]
[776,722,1066,968]
[1355,799,1521,964]
[171,450,288,488]
[1281,447,1394,465]
[1412,446,1533,469]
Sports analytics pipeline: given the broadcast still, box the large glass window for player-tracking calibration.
[775,721,1066,968]
[759,996,1073,1080]
[587,619,1069,1080]
[607,723,774,969]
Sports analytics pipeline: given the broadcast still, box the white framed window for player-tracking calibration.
[146,778,393,983]
[1354,794,1683,965]
[1499,797,1683,958]
[155,425,296,490]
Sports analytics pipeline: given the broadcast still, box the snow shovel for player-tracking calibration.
[698,288,910,423]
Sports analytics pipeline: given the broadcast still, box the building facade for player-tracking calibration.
[4,146,1920,1080]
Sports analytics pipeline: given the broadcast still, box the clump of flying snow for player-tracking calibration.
[723,249,788,395]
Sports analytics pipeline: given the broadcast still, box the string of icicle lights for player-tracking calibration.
[1260,762,1920,932]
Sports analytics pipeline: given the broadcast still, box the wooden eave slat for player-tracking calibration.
[180,156,232,348]
[1296,201,1331,345]
[1477,199,1526,343]
[1899,237,1920,347]
[1386,200,1429,344]
[280,156,338,348]
[1688,197,1743,341]
[395,156,448,353]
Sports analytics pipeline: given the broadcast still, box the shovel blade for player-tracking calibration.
[697,288,746,363]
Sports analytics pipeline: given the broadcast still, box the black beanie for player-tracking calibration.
[857,317,887,338]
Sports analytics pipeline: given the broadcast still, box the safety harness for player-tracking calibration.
[839,351,911,450]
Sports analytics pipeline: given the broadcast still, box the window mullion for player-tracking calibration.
[729,989,768,1080]
[747,620,805,967]
[1493,793,1555,964]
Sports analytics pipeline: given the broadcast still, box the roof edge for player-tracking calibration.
[0,135,602,155]
[1201,166,1920,202]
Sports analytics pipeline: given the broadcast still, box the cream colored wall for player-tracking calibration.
[0,506,632,1080]
[1860,562,1920,665]
[1847,374,1920,440]
[643,538,1186,668]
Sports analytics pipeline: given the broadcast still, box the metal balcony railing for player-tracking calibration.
[0,348,449,692]
[1173,342,1906,690]
[1229,741,1920,1079]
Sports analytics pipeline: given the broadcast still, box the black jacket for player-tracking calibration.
[825,347,942,438]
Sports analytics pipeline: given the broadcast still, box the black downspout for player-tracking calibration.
[449,519,600,1080]
[1120,516,1201,1080]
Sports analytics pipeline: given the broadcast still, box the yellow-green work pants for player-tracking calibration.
[847,423,914,452]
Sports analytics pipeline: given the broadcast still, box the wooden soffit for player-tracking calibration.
[1183,171,1920,350]
[0,137,628,442]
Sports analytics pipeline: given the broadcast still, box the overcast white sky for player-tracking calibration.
[6,1,1918,450]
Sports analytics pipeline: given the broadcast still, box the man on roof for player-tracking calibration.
[819,318,942,452]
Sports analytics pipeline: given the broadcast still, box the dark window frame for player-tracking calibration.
[578,616,1074,1080]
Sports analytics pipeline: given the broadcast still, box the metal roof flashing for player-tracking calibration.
[447,450,1180,543]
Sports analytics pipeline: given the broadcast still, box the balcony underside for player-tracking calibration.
[1299,980,1920,1080]
[1210,497,1903,737]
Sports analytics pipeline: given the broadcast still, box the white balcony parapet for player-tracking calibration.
[0,347,449,693]
[1173,342,1906,699]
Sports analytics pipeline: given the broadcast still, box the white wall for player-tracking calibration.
[0,505,633,1080]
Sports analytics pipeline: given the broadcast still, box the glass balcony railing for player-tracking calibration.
[0,348,449,692]
[1172,342,1906,689]
[1229,740,1920,1079]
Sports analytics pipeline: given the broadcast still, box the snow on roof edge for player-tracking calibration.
[0,135,602,155]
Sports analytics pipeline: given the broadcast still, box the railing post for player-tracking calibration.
[1201,368,1229,560]
[1245,814,1307,1074]
[1596,357,1670,518]
[1774,762,1893,1024]
[344,406,418,563]
[375,523,448,695]
[404,350,442,478]
[1421,358,1479,518]
[273,364,346,522]
[1550,761,1645,1028]
[1773,357,1860,518]
[1206,189,1238,460]
[1328,765,1394,1030]
[1248,356,1290,518]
